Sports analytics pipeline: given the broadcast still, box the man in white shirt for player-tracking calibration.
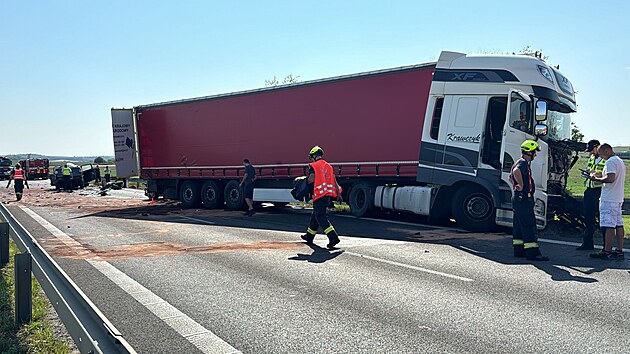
[589,143,626,259]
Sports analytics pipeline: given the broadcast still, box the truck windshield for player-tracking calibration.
[0,159,11,166]
[546,110,572,140]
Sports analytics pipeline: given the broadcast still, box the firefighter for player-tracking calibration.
[577,139,605,250]
[62,164,73,192]
[509,140,549,261]
[301,146,343,249]
[6,164,29,201]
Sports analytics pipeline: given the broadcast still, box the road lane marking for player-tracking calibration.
[344,251,473,282]
[337,214,460,231]
[19,206,241,354]
[536,237,629,253]
[179,216,216,225]
[459,246,485,254]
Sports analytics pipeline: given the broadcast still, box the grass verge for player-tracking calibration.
[0,239,72,353]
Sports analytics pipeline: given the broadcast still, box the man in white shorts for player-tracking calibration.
[589,143,626,260]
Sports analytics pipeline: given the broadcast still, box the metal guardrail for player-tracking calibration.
[0,203,136,354]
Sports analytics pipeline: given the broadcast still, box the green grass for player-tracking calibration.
[566,154,630,198]
[0,240,72,353]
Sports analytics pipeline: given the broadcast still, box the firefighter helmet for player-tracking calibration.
[309,146,324,158]
[520,140,541,153]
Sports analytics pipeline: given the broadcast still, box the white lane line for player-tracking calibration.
[179,216,216,225]
[459,246,485,254]
[537,238,629,252]
[345,251,473,282]
[336,214,460,231]
[19,206,240,354]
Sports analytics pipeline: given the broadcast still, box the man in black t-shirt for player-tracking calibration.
[509,140,548,261]
[240,159,256,216]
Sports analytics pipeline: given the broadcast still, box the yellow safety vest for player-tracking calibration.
[63,167,71,176]
[585,155,605,188]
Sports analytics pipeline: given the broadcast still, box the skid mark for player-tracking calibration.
[48,240,304,261]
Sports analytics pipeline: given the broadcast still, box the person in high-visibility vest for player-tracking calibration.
[62,164,73,192]
[577,139,606,250]
[6,164,29,201]
[301,146,343,249]
[509,140,548,261]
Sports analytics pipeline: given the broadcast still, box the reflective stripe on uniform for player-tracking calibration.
[306,228,317,236]
[324,225,335,235]
[513,239,524,245]
[524,242,539,249]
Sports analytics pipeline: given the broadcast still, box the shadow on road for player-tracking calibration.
[75,202,628,281]
[447,237,627,283]
[288,242,345,263]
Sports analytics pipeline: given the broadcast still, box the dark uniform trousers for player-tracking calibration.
[512,194,542,258]
[582,187,601,247]
[306,196,339,241]
[14,180,24,201]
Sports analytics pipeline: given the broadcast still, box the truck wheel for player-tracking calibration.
[349,183,374,217]
[201,181,223,209]
[224,180,244,210]
[180,181,201,208]
[451,185,495,232]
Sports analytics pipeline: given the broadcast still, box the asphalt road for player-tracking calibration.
[3,181,630,353]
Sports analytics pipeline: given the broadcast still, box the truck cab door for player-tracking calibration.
[499,90,535,173]
[441,95,487,175]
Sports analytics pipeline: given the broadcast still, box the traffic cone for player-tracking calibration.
[151,198,155,205]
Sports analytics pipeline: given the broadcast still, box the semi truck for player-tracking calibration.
[19,158,50,179]
[0,156,12,180]
[113,51,581,231]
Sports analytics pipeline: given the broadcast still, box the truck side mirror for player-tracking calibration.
[534,123,548,136]
[535,101,547,121]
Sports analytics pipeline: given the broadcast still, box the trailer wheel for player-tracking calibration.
[201,181,223,209]
[349,183,374,217]
[180,181,201,208]
[224,180,244,210]
[451,185,495,232]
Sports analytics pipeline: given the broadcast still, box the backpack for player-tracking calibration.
[291,176,312,202]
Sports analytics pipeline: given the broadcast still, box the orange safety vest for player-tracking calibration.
[310,159,341,201]
[13,169,25,180]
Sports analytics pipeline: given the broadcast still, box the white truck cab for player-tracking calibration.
[417,51,577,230]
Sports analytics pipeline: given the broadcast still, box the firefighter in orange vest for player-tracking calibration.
[301,146,343,249]
[6,164,29,201]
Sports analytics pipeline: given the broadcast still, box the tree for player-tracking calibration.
[570,122,584,142]
[94,156,105,164]
[265,74,300,87]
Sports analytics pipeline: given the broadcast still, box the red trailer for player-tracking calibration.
[117,51,580,231]
[134,63,435,211]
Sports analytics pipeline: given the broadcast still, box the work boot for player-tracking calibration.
[248,209,256,217]
[327,237,340,250]
[301,234,314,244]
[576,243,594,250]
[513,246,525,258]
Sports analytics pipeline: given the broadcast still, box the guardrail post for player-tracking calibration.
[14,252,32,325]
[0,222,8,266]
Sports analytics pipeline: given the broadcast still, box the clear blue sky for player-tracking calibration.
[1,0,628,156]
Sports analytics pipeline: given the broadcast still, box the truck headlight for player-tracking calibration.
[537,65,554,84]
[534,199,546,217]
